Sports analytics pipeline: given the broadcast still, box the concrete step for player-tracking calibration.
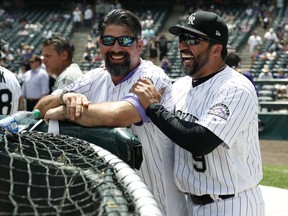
[71,27,91,64]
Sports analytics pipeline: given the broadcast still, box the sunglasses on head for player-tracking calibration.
[178,33,215,45]
[101,35,136,47]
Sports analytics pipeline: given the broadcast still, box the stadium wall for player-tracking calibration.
[259,113,288,140]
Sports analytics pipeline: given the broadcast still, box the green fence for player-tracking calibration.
[259,113,288,140]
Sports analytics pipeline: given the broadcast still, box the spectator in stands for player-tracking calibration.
[35,9,187,216]
[147,36,158,64]
[2,48,15,62]
[72,6,82,31]
[225,52,257,92]
[258,65,273,80]
[264,28,278,41]
[160,56,171,74]
[17,64,28,86]
[157,33,169,61]
[22,54,50,111]
[247,30,262,62]
[42,27,54,39]
[261,48,277,61]
[142,12,155,39]
[269,39,284,52]
[82,49,95,63]
[94,49,104,64]
[251,46,266,63]
[275,68,288,98]
[21,45,34,71]
[240,20,251,32]
[84,5,93,28]
[41,35,83,91]
[85,37,97,51]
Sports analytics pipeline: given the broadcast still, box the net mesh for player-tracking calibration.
[0,127,161,215]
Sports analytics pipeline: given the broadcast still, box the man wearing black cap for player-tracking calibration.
[131,10,264,215]
[0,38,24,115]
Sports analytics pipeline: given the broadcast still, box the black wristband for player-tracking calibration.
[59,90,75,105]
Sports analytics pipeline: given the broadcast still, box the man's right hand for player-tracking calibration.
[61,92,91,120]
[129,78,163,109]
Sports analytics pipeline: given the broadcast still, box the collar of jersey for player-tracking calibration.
[116,60,141,85]
[192,65,226,87]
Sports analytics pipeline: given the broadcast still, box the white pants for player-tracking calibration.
[186,186,265,216]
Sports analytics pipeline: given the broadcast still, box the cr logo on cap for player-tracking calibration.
[187,13,196,25]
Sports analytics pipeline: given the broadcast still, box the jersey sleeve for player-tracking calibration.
[196,81,258,148]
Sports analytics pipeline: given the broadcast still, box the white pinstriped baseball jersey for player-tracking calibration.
[172,66,264,215]
[58,59,187,216]
[0,66,21,115]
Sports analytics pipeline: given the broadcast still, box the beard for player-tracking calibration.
[104,52,131,77]
[181,47,211,77]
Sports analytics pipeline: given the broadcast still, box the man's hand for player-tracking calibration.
[44,106,67,124]
[61,92,91,120]
[130,78,163,109]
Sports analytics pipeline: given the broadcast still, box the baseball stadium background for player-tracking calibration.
[0,0,288,215]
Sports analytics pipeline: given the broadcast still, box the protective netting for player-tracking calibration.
[0,127,162,216]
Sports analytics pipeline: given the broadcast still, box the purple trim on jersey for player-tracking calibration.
[118,63,139,84]
[121,95,149,125]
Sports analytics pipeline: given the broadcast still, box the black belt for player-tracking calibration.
[26,98,39,102]
[189,194,235,205]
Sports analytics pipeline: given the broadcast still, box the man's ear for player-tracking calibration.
[213,44,223,56]
[62,50,68,60]
[137,39,144,55]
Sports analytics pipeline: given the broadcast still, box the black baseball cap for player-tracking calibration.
[169,11,228,46]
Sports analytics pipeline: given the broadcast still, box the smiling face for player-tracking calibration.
[99,24,143,80]
[178,38,212,78]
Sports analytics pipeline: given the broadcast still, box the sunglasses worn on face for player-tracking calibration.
[101,35,136,47]
[178,33,215,46]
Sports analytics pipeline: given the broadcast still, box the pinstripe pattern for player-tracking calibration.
[61,59,187,216]
[173,67,264,215]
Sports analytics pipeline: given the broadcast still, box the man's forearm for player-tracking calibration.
[35,95,62,118]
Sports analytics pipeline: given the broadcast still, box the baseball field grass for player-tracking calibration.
[261,165,288,189]
[260,140,288,190]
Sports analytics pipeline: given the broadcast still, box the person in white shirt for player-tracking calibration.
[248,30,262,53]
[41,35,83,91]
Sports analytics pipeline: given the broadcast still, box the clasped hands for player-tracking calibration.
[44,78,162,123]
[44,92,91,123]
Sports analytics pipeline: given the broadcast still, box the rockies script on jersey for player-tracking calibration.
[56,59,187,216]
[0,66,21,115]
[173,66,263,196]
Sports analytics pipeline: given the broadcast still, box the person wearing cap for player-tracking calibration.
[0,38,24,115]
[130,10,264,216]
[258,65,273,80]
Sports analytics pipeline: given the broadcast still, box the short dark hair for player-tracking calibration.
[30,54,42,63]
[97,9,142,40]
[42,36,73,61]
[225,52,241,68]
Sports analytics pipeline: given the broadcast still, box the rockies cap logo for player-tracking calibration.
[187,13,196,25]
